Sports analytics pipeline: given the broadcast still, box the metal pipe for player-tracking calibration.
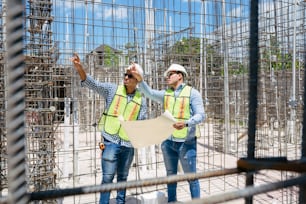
[237,157,306,172]
[221,0,231,154]
[28,168,240,201]
[184,174,306,204]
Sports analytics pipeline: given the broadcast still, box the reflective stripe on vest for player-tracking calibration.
[164,85,191,139]
[102,85,142,141]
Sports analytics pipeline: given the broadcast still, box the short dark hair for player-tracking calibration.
[177,71,185,79]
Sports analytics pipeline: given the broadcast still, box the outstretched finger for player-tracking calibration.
[70,57,76,63]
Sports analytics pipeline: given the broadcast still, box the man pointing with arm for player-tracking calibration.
[71,54,147,204]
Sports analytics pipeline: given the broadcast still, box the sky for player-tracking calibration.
[24,0,303,63]
[48,0,250,59]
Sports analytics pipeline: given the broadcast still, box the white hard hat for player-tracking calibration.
[164,64,188,77]
[126,63,143,78]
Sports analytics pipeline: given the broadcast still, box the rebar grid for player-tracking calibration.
[0,0,305,203]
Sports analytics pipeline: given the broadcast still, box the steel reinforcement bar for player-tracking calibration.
[6,0,28,204]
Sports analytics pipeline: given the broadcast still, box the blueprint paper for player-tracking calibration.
[119,111,176,148]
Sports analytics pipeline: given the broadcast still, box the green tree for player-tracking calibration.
[261,35,301,71]
[167,37,245,76]
[103,45,121,67]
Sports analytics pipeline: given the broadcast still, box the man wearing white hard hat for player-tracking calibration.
[163,63,188,78]
[71,54,147,204]
[131,63,205,203]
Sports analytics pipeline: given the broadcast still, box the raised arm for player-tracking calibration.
[71,53,87,81]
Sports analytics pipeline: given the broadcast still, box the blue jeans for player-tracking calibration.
[99,139,134,204]
[161,138,200,202]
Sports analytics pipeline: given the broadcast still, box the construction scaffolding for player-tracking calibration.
[1,0,306,203]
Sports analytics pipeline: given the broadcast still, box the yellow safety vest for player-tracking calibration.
[98,85,142,141]
[164,85,191,139]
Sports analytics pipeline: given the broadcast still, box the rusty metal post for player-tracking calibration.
[299,1,306,200]
[246,0,259,203]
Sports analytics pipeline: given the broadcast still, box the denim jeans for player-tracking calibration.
[161,138,200,202]
[99,139,135,204]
